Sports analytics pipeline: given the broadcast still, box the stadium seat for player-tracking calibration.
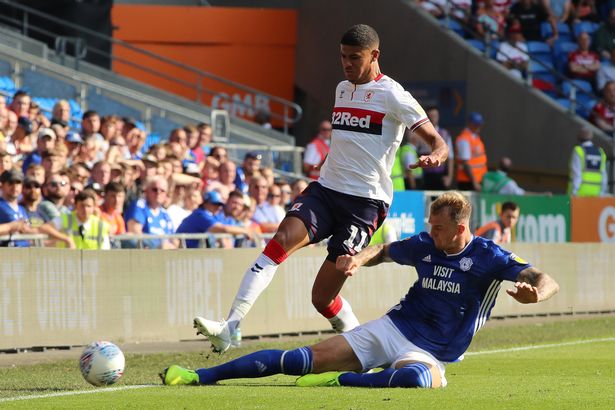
[529,59,554,74]
[555,97,572,111]
[553,41,578,73]
[541,22,572,42]
[528,41,551,55]
[562,79,593,96]
[575,98,597,119]
[532,73,558,97]
[441,19,465,37]
[0,76,16,93]
[468,39,486,53]
[573,21,600,38]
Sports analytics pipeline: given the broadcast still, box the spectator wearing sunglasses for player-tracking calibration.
[39,171,71,223]
[125,175,177,249]
[20,176,75,248]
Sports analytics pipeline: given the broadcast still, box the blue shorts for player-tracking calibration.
[286,182,389,262]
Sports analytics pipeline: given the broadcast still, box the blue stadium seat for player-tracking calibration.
[468,39,485,53]
[0,76,16,94]
[441,19,465,37]
[573,21,600,38]
[562,79,593,96]
[553,41,578,73]
[541,22,572,42]
[576,98,597,119]
[529,59,554,74]
[527,41,551,55]
[555,97,572,110]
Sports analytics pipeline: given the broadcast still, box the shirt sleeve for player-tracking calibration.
[303,143,321,166]
[490,245,531,282]
[387,86,429,132]
[38,201,59,223]
[126,201,147,226]
[500,180,526,195]
[570,149,582,196]
[388,235,420,266]
[456,138,471,161]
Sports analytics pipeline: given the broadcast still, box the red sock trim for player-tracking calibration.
[263,239,288,265]
[319,295,343,319]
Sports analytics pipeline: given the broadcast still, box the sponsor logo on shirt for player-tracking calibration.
[331,107,385,135]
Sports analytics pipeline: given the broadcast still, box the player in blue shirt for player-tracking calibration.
[160,191,559,388]
[125,176,175,249]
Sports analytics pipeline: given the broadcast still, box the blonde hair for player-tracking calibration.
[430,191,471,224]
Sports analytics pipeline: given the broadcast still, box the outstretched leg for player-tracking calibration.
[195,217,309,352]
[161,335,361,386]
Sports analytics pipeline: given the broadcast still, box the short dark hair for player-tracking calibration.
[12,90,29,100]
[75,189,97,203]
[82,110,99,120]
[501,201,519,213]
[105,181,125,194]
[341,24,379,49]
[228,190,244,201]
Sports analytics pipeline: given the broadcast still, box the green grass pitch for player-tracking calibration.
[1,316,614,409]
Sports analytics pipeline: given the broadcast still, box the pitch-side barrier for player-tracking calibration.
[0,243,613,350]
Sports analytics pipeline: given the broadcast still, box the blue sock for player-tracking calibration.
[196,347,313,384]
[338,363,433,388]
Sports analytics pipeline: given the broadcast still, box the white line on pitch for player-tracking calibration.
[466,337,615,356]
[0,384,156,403]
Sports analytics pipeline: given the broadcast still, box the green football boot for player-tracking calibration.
[160,365,199,386]
[296,371,344,387]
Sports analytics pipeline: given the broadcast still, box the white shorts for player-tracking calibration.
[342,315,447,386]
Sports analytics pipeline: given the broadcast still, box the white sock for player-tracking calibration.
[226,253,279,333]
[328,296,360,333]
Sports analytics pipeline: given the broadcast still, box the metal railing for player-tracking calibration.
[0,232,285,249]
[0,0,302,134]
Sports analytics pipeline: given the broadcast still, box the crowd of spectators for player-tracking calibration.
[0,89,308,249]
[419,0,615,134]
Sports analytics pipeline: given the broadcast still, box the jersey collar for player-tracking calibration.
[443,235,475,257]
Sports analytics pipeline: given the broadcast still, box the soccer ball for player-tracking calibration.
[79,341,125,386]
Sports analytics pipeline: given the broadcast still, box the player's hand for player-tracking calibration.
[409,155,442,169]
[506,282,539,304]
[336,254,360,277]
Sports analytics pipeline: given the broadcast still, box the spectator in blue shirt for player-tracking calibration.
[125,175,176,249]
[22,128,56,173]
[0,169,37,247]
[177,190,255,248]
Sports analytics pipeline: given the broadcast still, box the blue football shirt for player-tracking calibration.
[125,199,174,248]
[387,232,530,362]
[176,208,221,248]
[0,198,30,247]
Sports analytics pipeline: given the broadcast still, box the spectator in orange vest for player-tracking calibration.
[455,112,488,191]
[303,120,332,180]
[475,201,520,244]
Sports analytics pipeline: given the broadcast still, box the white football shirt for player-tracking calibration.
[319,74,428,204]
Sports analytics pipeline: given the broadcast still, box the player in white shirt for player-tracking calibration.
[194,24,449,353]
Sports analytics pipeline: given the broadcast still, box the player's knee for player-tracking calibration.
[390,363,435,388]
[281,346,313,375]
